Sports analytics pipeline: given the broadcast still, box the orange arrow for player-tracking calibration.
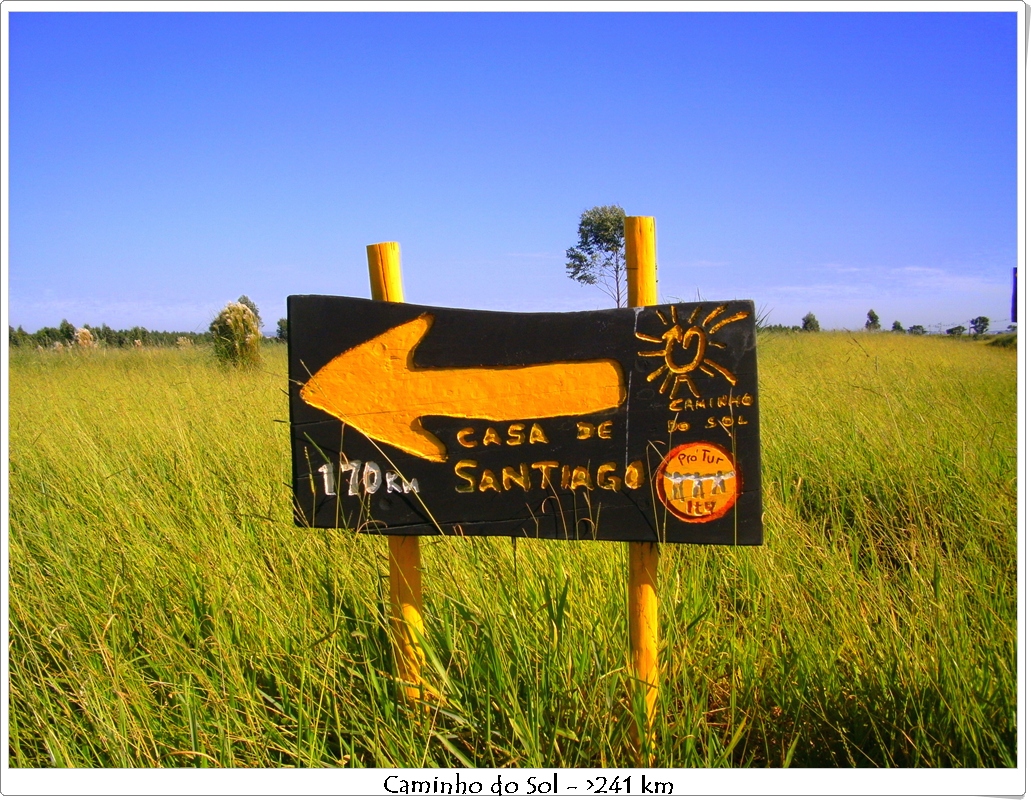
[299,313,626,462]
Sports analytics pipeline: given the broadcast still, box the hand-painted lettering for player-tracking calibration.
[506,423,526,446]
[454,460,477,493]
[532,460,560,488]
[625,461,645,490]
[454,460,643,494]
[701,448,725,466]
[596,462,622,491]
[669,392,754,413]
[569,465,593,491]
[577,419,614,439]
[453,422,551,449]
[502,463,531,491]
[479,469,501,492]
[336,459,419,496]
[706,414,748,429]
[362,461,382,494]
[341,459,362,496]
[318,463,336,496]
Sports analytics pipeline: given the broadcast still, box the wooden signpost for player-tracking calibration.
[366,242,425,702]
[288,219,762,754]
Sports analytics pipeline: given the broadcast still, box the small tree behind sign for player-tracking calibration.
[565,205,629,308]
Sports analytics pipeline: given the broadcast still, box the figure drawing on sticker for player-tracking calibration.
[636,304,748,399]
[663,468,736,499]
[711,469,733,494]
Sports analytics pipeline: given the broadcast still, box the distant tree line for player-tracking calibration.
[10,296,291,350]
[8,321,216,349]
[756,310,1003,336]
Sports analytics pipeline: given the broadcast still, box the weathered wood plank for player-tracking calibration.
[288,295,762,545]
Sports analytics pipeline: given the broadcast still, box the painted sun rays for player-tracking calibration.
[635,304,749,400]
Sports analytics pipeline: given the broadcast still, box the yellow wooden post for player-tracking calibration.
[625,217,659,757]
[367,242,426,702]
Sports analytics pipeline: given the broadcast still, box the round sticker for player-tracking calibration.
[655,442,739,523]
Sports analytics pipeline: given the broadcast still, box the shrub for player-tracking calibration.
[891,320,904,332]
[74,327,96,348]
[210,302,263,368]
[908,325,926,335]
[988,332,1017,349]
[946,325,965,336]
[237,295,263,330]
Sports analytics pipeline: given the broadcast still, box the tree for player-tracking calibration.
[9,326,30,347]
[127,326,149,346]
[970,316,990,335]
[908,325,926,335]
[210,301,263,367]
[276,318,289,342]
[864,309,881,331]
[565,205,627,307]
[237,295,262,330]
[891,320,904,332]
[946,325,965,336]
[58,319,76,343]
[801,312,820,332]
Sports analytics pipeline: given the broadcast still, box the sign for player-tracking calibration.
[288,295,762,545]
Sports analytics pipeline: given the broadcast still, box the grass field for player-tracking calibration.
[7,332,1017,768]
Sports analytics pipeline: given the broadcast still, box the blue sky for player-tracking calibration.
[7,9,1019,333]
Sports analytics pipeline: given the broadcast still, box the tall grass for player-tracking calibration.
[7,333,1016,767]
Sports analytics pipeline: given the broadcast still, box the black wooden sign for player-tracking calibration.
[288,295,762,545]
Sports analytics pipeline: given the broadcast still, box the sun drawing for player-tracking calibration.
[636,304,749,399]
